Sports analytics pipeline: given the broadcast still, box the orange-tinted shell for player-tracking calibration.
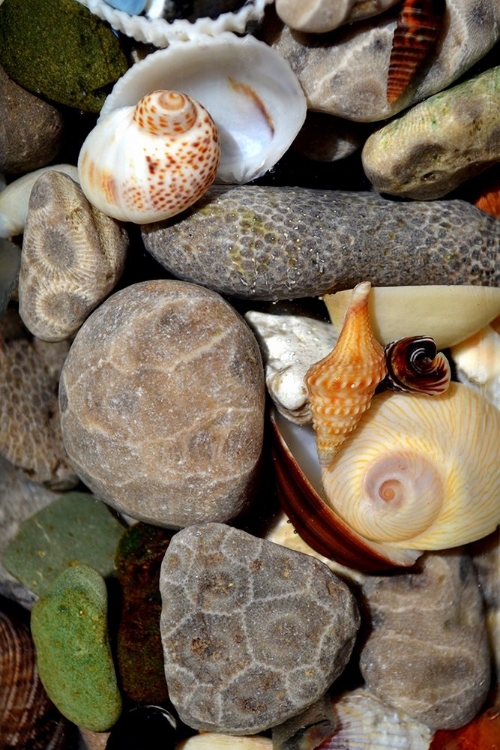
[430,703,500,749]
[474,179,500,218]
[306,281,387,468]
[78,89,221,224]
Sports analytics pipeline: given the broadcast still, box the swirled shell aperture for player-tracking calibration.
[78,90,221,224]
[384,335,451,395]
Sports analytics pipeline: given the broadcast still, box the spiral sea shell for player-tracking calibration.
[383,336,451,395]
[78,89,221,224]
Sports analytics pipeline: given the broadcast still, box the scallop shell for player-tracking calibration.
[324,285,500,350]
[306,282,387,468]
[99,33,307,184]
[75,0,272,47]
[384,336,451,395]
[78,89,221,223]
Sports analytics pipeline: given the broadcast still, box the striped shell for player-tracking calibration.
[384,336,451,395]
[78,90,221,224]
[306,282,387,468]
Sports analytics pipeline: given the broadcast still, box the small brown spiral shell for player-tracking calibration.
[383,335,451,395]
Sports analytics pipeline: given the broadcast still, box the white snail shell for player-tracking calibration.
[78,90,221,224]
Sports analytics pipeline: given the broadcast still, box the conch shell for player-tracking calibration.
[78,89,221,224]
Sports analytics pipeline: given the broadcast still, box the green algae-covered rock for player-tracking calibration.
[0,0,128,112]
[31,564,122,731]
[3,492,124,597]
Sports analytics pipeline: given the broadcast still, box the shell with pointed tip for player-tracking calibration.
[384,336,451,395]
[78,89,221,224]
[99,33,307,185]
[306,282,387,468]
[324,285,500,350]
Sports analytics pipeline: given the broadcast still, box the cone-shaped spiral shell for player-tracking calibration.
[306,282,387,468]
[78,90,221,224]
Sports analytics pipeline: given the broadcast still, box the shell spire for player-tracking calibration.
[306,281,387,468]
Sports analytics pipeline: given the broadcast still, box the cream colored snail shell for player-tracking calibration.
[78,90,221,224]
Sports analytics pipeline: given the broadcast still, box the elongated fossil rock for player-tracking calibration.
[141,186,500,300]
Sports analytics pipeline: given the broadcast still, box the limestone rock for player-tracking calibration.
[141,185,500,300]
[268,1,500,122]
[0,310,78,489]
[470,529,500,680]
[159,522,360,734]
[19,171,128,342]
[59,280,265,528]
[359,552,491,729]
[0,65,65,175]
[276,0,400,33]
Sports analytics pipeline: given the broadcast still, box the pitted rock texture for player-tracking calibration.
[141,186,500,300]
[470,529,500,679]
[276,0,400,33]
[0,310,77,490]
[59,280,265,528]
[359,552,491,730]
[267,0,500,122]
[19,172,128,342]
[363,66,500,200]
[159,522,360,734]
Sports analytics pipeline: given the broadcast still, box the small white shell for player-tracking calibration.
[175,733,273,749]
[99,33,307,184]
[74,0,273,48]
[451,323,500,410]
[78,90,221,224]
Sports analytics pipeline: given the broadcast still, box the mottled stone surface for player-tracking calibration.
[267,1,500,121]
[160,522,360,734]
[470,528,500,680]
[31,564,122,731]
[19,171,128,342]
[141,186,500,300]
[359,552,491,730]
[276,0,399,33]
[115,523,171,704]
[363,66,500,199]
[0,65,65,175]
[0,310,78,489]
[3,492,125,597]
[59,280,265,528]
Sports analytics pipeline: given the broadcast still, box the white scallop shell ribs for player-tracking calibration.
[75,0,273,47]
[99,33,307,185]
[78,90,221,224]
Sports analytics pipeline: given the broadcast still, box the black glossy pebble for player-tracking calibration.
[106,705,178,750]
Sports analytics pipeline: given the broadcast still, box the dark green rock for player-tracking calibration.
[31,564,122,731]
[115,523,171,704]
[3,492,125,596]
[0,0,128,112]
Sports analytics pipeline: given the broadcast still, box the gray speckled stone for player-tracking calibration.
[160,522,360,734]
[141,186,500,300]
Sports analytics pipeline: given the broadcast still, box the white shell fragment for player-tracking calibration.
[451,323,500,411]
[175,734,273,749]
[0,165,79,239]
[75,0,273,48]
[100,33,307,184]
[245,311,337,424]
[78,90,221,224]
[276,0,400,34]
[324,285,500,350]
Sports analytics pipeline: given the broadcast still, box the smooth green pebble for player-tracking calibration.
[3,491,125,596]
[31,564,122,731]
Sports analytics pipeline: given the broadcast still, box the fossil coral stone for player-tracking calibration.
[141,186,500,300]
[0,310,77,490]
[276,0,400,33]
[160,522,360,734]
[359,552,491,730]
[18,171,128,342]
[59,280,265,528]
[268,0,500,122]
[363,66,500,200]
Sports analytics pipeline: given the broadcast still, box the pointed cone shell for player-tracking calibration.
[306,282,387,468]
[78,89,221,224]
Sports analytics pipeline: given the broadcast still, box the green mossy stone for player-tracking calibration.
[3,492,125,596]
[31,564,122,731]
[0,0,128,112]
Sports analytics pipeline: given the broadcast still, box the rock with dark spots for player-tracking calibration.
[470,528,500,680]
[359,552,491,730]
[59,280,265,528]
[141,186,500,300]
[0,65,65,175]
[159,522,360,734]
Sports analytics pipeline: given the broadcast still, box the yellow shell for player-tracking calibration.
[321,382,500,551]
[306,281,387,467]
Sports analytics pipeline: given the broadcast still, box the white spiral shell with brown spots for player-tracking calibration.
[78,89,221,224]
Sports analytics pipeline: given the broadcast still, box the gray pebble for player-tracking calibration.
[160,522,360,734]
[141,186,500,300]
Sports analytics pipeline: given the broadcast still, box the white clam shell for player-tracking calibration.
[451,323,500,411]
[100,33,307,184]
[75,0,273,47]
